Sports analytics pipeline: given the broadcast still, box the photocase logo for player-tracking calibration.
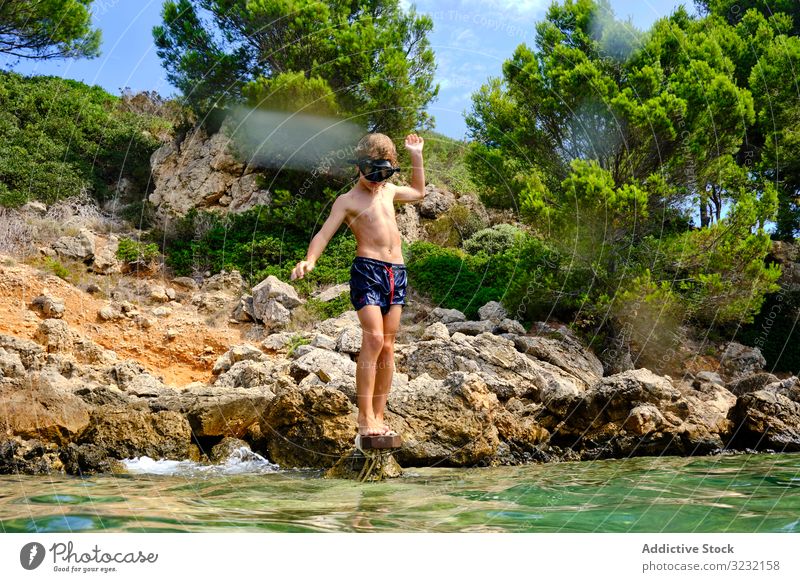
[20,542,46,570]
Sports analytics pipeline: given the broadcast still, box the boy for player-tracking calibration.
[290,132,425,437]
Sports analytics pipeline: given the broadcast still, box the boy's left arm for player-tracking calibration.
[393,133,425,203]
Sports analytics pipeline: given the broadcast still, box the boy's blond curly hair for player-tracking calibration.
[354,133,398,165]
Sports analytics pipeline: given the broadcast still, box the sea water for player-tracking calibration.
[1,452,799,533]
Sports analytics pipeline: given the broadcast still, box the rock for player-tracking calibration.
[512,334,604,388]
[0,334,45,369]
[77,406,198,461]
[232,294,256,322]
[21,201,47,215]
[290,347,356,384]
[30,293,65,319]
[148,123,247,216]
[0,370,91,444]
[310,334,337,351]
[260,382,356,468]
[252,275,303,319]
[52,228,95,261]
[1,437,64,475]
[203,270,245,294]
[478,301,508,321]
[430,307,466,324]
[171,277,199,291]
[399,331,584,401]
[388,371,501,466]
[149,285,170,302]
[191,291,231,314]
[60,442,125,475]
[212,344,266,376]
[182,385,275,439]
[395,202,422,242]
[98,304,123,321]
[456,193,490,225]
[312,283,349,302]
[165,328,178,340]
[208,437,265,464]
[324,449,404,480]
[91,234,121,274]
[0,347,26,378]
[719,342,766,379]
[418,185,456,218]
[693,370,724,387]
[549,369,735,457]
[256,298,292,328]
[152,306,172,317]
[422,322,450,341]
[727,372,780,396]
[33,319,74,353]
[497,318,526,334]
[445,320,495,335]
[335,326,362,354]
[261,331,298,351]
[729,385,800,451]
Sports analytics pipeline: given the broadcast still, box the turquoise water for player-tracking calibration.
[1,452,799,533]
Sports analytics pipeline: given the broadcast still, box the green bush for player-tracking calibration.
[117,237,160,265]
[424,204,487,248]
[0,71,175,208]
[462,223,524,255]
[407,234,568,323]
[163,206,356,292]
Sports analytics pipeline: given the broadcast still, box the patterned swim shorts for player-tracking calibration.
[349,256,408,315]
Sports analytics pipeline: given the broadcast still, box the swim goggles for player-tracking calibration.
[351,158,401,183]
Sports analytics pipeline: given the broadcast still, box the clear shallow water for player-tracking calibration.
[1,452,799,533]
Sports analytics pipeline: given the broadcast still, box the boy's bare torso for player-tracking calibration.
[342,182,404,264]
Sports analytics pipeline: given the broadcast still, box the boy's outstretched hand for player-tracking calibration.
[404,133,424,155]
[290,260,314,280]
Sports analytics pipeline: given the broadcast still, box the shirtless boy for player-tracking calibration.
[290,133,425,437]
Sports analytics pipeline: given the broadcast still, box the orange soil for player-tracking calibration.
[0,258,251,386]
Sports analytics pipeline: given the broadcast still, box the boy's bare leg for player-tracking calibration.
[355,305,386,435]
[373,304,401,430]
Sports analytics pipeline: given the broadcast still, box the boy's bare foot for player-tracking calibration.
[357,416,388,436]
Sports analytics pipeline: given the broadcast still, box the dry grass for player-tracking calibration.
[0,208,37,259]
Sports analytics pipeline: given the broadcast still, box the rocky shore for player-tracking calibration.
[3,286,798,476]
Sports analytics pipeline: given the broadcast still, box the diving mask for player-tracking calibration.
[353,158,401,183]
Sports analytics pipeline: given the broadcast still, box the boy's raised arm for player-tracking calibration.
[393,133,425,203]
[290,196,347,280]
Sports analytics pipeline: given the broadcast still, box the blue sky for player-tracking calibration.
[0,0,698,139]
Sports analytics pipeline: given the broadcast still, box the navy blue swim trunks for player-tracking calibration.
[349,256,408,315]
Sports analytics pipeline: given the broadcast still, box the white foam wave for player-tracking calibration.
[120,447,281,476]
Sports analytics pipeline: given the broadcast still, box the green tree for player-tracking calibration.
[695,3,800,239]
[466,0,756,230]
[0,0,101,60]
[152,0,438,135]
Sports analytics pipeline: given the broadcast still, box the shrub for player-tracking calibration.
[117,237,160,266]
[0,71,174,208]
[424,204,486,248]
[462,223,524,255]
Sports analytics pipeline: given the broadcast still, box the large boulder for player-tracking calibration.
[397,331,585,401]
[260,381,356,468]
[0,437,65,475]
[0,370,91,444]
[388,371,502,466]
[251,275,303,324]
[548,368,737,458]
[76,406,198,461]
[719,341,766,380]
[52,228,95,261]
[728,377,800,451]
[148,122,270,216]
[419,185,456,218]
